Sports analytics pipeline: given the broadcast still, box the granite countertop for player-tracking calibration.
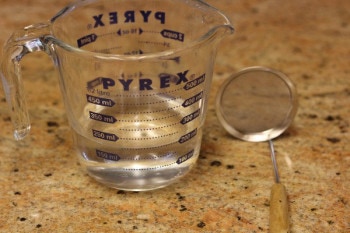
[0,0,349,232]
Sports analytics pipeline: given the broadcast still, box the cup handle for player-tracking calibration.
[0,23,51,140]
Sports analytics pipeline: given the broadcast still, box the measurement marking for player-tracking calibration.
[183,73,206,90]
[161,29,185,42]
[117,28,140,36]
[182,91,203,108]
[120,122,178,132]
[119,131,178,141]
[181,109,201,125]
[110,141,178,151]
[111,97,178,107]
[94,46,122,53]
[114,149,177,161]
[121,162,177,171]
[138,40,170,48]
[92,129,119,142]
[177,150,194,164]
[141,29,159,34]
[99,31,118,37]
[116,105,181,115]
[112,87,184,98]
[86,95,115,107]
[178,129,197,144]
[90,111,117,124]
[96,150,120,161]
[77,34,98,48]
[119,113,179,123]
[117,150,195,170]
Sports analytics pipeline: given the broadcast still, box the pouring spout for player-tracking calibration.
[199,4,234,43]
[213,24,235,41]
[200,21,234,51]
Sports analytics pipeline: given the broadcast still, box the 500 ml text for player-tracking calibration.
[92,10,166,28]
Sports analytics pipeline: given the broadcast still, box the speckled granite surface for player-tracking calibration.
[0,0,349,232]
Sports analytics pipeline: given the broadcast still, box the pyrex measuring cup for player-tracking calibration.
[0,0,234,190]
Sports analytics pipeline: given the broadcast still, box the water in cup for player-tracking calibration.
[74,95,203,190]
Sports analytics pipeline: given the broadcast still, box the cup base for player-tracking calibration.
[83,162,194,191]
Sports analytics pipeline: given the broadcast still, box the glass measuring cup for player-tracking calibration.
[0,0,234,191]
